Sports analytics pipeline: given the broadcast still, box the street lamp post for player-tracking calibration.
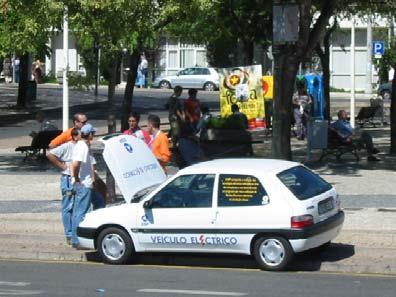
[62,6,69,131]
[350,17,356,128]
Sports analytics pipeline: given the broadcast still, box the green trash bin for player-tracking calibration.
[27,80,37,102]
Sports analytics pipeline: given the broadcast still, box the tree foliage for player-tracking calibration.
[0,0,62,107]
[164,0,272,66]
[0,0,62,57]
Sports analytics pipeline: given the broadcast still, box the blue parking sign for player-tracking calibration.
[372,41,385,55]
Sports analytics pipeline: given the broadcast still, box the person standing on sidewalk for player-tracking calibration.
[48,113,87,149]
[70,123,97,248]
[3,57,12,84]
[184,88,201,133]
[139,54,148,88]
[123,112,151,145]
[32,59,42,84]
[46,128,81,245]
[292,83,311,140]
[166,85,184,144]
[147,114,171,173]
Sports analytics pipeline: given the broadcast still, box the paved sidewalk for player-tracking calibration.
[1,83,396,274]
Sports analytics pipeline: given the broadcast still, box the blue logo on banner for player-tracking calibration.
[124,143,133,153]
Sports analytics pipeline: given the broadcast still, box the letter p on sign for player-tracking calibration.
[372,41,385,56]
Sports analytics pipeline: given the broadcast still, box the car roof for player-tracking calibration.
[178,158,300,175]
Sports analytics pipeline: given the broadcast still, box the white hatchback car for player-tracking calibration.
[153,67,219,91]
[77,136,344,271]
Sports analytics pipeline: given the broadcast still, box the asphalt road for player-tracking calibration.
[0,260,395,297]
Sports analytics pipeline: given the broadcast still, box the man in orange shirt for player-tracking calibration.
[147,114,171,171]
[49,113,88,149]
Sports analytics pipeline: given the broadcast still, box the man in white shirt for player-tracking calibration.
[70,123,97,248]
[46,128,81,245]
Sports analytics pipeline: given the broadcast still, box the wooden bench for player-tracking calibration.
[319,128,360,161]
[15,130,62,161]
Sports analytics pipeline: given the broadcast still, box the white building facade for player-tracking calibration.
[154,37,208,77]
[329,16,393,91]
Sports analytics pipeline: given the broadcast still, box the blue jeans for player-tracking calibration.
[60,175,74,240]
[179,138,205,166]
[71,183,92,246]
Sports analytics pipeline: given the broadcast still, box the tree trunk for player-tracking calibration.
[105,55,120,202]
[390,65,396,154]
[271,1,335,160]
[316,44,331,122]
[16,54,29,108]
[121,50,140,132]
[316,20,337,122]
[242,40,254,65]
[272,45,298,160]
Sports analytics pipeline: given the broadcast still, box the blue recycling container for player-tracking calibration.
[304,73,324,119]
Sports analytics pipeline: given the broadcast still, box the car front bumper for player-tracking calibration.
[77,227,96,250]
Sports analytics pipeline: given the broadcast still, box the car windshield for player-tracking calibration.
[130,184,160,203]
[277,166,332,200]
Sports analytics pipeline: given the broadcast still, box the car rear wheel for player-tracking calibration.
[159,80,171,89]
[253,236,293,271]
[381,90,391,100]
[203,82,216,91]
[97,227,134,265]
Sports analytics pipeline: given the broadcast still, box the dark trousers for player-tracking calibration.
[354,132,375,155]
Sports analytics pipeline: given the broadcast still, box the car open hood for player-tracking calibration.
[101,134,167,203]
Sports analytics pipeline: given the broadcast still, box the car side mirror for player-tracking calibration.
[143,200,153,209]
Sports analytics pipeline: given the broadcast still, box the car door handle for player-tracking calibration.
[211,211,219,224]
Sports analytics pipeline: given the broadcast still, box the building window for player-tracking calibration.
[196,50,207,67]
[180,49,194,68]
[168,50,178,68]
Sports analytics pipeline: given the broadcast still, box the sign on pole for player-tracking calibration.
[372,41,385,57]
[273,4,299,44]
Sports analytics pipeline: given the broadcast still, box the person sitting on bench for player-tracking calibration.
[29,111,58,138]
[331,110,380,161]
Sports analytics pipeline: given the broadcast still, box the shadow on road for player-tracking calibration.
[84,243,355,272]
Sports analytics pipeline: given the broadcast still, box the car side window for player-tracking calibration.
[202,68,210,75]
[218,174,268,207]
[190,68,201,75]
[151,174,215,208]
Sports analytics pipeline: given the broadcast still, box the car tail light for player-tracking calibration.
[291,215,314,229]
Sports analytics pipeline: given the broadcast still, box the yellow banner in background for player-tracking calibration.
[218,65,264,120]
[262,75,273,100]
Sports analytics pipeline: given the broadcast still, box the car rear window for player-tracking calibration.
[277,166,332,200]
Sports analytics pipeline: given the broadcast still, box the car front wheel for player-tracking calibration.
[159,80,171,89]
[253,236,293,271]
[97,227,134,264]
[203,82,216,91]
